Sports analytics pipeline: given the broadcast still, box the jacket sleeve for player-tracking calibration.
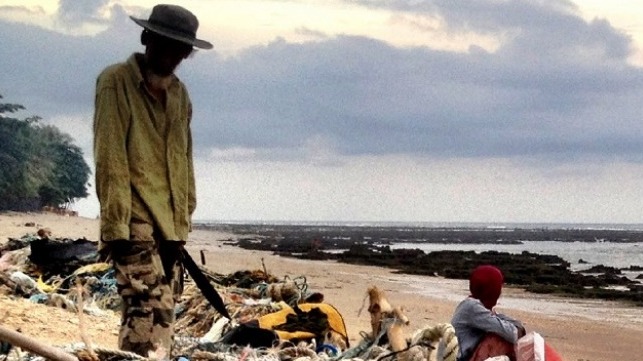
[463,300,520,343]
[187,101,197,228]
[93,71,132,241]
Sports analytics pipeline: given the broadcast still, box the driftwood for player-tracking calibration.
[0,324,79,361]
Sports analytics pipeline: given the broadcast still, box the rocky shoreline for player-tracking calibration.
[196,223,643,306]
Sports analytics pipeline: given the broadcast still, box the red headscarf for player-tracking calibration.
[469,265,504,310]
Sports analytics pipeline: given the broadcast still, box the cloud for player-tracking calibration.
[56,0,110,26]
[294,26,328,39]
[0,5,46,17]
[185,31,643,162]
[0,5,50,30]
[349,0,632,60]
[0,4,138,116]
[1,0,643,168]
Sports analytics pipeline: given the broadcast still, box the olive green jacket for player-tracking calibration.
[93,53,196,244]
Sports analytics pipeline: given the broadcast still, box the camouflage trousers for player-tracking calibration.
[110,240,184,357]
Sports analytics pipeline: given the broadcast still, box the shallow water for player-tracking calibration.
[389,240,643,272]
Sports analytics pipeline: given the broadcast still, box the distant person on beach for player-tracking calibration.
[92,4,212,356]
[451,265,526,361]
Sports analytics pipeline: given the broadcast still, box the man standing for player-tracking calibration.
[93,4,212,356]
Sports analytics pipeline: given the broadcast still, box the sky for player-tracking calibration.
[2,0,643,224]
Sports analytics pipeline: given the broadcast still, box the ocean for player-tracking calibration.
[203,220,643,270]
[206,220,643,231]
[389,240,643,271]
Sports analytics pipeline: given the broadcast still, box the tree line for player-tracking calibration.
[0,94,90,212]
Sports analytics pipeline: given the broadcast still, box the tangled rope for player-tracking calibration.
[408,323,458,361]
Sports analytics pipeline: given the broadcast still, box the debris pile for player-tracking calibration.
[0,233,117,314]
[0,232,458,361]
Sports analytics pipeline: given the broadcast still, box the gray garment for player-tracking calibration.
[451,297,522,361]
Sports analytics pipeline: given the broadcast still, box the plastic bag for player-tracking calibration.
[515,331,545,361]
[515,331,564,361]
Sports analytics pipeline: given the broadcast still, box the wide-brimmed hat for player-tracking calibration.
[130,4,213,50]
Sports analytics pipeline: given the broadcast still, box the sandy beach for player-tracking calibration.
[1,212,642,361]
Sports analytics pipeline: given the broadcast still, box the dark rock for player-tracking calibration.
[584,265,621,275]
[196,223,643,306]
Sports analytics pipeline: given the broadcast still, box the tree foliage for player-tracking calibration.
[0,94,91,211]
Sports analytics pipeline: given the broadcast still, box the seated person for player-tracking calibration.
[451,265,525,361]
